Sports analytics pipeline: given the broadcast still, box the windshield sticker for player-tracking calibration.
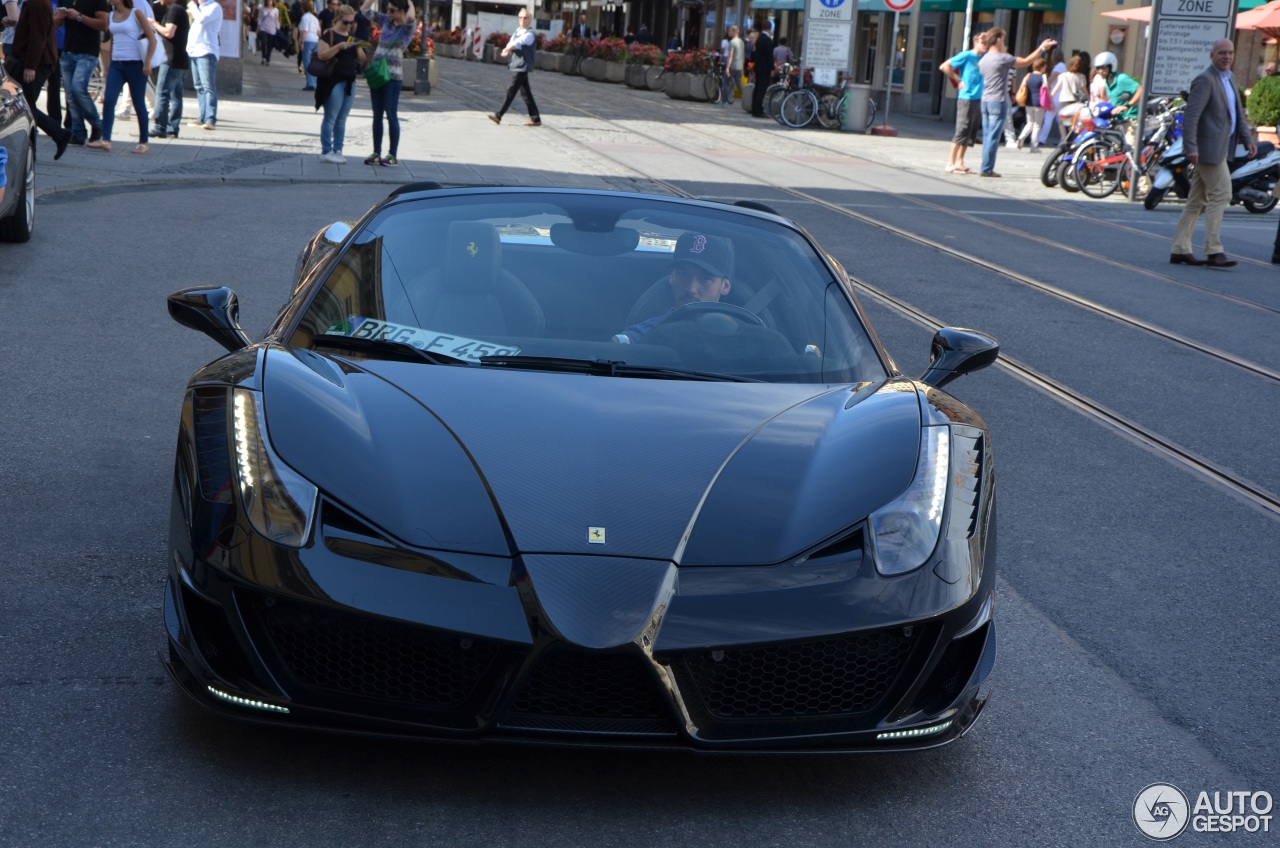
[326,317,521,363]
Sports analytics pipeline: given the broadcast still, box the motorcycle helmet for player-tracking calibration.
[1094,51,1118,73]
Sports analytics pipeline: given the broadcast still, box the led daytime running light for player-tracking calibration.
[233,392,255,489]
[875,719,953,741]
[207,685,290,714]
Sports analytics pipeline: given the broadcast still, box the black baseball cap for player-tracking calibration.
[672,232,733,279]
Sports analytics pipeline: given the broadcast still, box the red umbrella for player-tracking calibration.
[1238,0,1280,36]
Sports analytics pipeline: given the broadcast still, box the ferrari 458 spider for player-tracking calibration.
[163,185,1000,751]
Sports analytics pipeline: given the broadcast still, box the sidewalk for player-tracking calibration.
[33,53,1051,198]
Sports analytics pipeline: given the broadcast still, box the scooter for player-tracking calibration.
[1144,138,1280,213]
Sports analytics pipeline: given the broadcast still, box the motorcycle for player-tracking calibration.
[1144,138,1280,213]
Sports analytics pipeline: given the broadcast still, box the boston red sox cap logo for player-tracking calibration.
[688,234,707,254]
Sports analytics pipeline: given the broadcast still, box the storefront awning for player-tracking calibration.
[856,0,1063,11]
[751,0,806,9]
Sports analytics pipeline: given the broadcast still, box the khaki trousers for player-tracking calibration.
[1172,158,1232,256]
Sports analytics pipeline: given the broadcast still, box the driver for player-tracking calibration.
[614,232,734,343]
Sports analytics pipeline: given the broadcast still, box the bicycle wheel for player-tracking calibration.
[865,98,877,131]
[816,93,841,129]
[765,84,788,122]
[1075,139,1124,199]
[780,89,818,128]
[644,66,665,91]
[705,72,721,104]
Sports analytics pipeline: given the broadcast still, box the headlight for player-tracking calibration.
[870,426,949,576]
[232,388,318,547]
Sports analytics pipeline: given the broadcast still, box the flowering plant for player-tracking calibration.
[623,43,664,66]
[541,34,568,54]
[435,27,463,44]
[664,48,716,74]
[486,31,510,48]
[588,37,628,62]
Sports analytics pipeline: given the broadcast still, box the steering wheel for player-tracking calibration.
[656,301,764,327]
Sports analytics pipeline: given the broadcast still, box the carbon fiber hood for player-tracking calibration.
[263,349,921,564]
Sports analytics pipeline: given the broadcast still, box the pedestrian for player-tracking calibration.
[485,7,539,127]
[87,0,154,152]
[772,35,791,66]
[257,0,277,63]
[748,25,773,117]
[53,0,108,146]
[317,0,333,29]
[186,0,220,128]
[1,0,17,62]
[1037,46,1064,146]
[359,0,413,166]
[1016,57,1047,152]
[296,0,318,89]
[635,23,650,45]
[3,0,72,158]
[1051,53,1087,138]
[939,32,987,174]
[313,3,363,163]
[721,24,742,108]
[1170,38,1254,268]
[148,0,186,137]
[976,28,1056,178]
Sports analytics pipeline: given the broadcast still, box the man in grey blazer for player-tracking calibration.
[1171,39,1256,268]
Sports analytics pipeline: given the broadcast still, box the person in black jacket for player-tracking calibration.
[749,26,773,117]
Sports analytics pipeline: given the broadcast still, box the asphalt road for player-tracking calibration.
[1,168,1276,845]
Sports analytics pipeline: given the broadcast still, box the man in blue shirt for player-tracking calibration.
[940,32,988,174]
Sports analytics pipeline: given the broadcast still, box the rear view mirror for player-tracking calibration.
[919,328,1000,389]
[168,286,251,353]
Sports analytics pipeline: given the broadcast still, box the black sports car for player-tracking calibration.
[164,185,1000,751]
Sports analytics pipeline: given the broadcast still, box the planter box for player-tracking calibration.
[535,51,559,71]
[665,72,691,99]
[624,64,647,88]
[604,61,625,83]
[483,44,497,64]
[581,56,606,81]
[647,68,666,91]
[557,53,575,74]
[439,43,461,59]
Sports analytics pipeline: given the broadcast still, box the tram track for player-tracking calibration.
[435,75,1280,519]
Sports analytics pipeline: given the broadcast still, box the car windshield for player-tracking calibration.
[289,192,887,384]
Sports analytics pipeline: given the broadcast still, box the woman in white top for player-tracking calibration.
[297,0,322,90]
[258,1,280,64]
[1051,53,1089,138]
[89,0,156,153]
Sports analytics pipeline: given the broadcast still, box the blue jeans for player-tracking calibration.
[153,63,185,134]
[369,78,402,157]
[980,101,1007,175]
[61,51,101,142]
[190,54,218,125]
[321,79,355,154]
[102,60,149,144]
[301,41,317,87]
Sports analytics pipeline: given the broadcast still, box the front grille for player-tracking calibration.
[674,629,920,720]
[244,594,499,710]
[501,651,676,735]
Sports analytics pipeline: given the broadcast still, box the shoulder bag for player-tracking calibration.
[308,34,338,78]
[364,56,391,89]
[1015,74,1029,107]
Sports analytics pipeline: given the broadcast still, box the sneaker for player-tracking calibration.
[979,171,1002,178]
[332,152,346,164]
[524,119,542,126]
[153,129,169,139]
[364,153,381,165]
[188,120,206,128]
[380,156,398,166]
[319,152,339,163]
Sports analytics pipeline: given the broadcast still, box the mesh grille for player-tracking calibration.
[676,629,919,720]
[192,390,233,503]
[246,595,499,710]
[504,651,672,732]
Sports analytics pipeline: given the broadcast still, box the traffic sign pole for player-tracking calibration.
[876,0,915,135]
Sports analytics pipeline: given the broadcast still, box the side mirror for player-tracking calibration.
[168,286,252,353]
[293,221,352,291]
[919,327,1000,390]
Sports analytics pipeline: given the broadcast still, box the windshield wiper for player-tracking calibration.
[312,334,471,366]
[477,355,763,383]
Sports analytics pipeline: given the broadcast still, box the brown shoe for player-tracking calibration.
[1169,253,1207,266]
[1205,253,1237,268]
[487,113,501,125]
[524,119,542,126]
